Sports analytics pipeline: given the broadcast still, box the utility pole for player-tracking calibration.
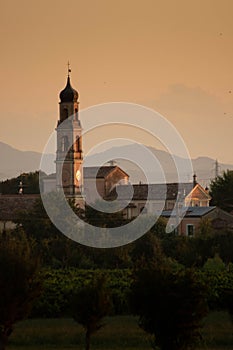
[214,159,220,179]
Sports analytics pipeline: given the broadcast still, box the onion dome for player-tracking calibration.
[59,76,79,103]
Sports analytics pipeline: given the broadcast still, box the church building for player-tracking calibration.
[42,70,129,202]
[42,70,212,211]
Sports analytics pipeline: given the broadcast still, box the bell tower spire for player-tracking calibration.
[67,61,71,77]
[56,67,83,197]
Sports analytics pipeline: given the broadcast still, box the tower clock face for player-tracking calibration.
[76,169,81,181]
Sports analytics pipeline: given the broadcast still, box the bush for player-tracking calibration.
[130,266,208,350]
[0,231,42,350]
[32,269,132,317]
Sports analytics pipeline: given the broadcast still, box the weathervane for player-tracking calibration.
[67,61,71,77]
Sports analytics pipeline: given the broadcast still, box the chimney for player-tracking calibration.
[193,173,197,188]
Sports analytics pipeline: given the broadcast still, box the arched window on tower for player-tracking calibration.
[63,108,69,120]
[61,136,69,152]
[76,136,82,152]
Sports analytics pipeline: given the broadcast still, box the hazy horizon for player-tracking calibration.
[1,0,233,163]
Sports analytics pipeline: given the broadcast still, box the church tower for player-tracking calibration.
[56,67,83,196]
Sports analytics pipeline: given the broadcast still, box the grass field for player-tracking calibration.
[8,312,233,350]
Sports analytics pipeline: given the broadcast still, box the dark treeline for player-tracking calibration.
[0,171,43,194]
[14,195,233,270]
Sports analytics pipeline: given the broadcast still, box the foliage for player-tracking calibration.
[14,195,133,269]
[131,231,161,265]
[13,187,233,270]
[196,218,213,237]
[210,170,233,212]
[150,217,167,238]
[160,231,233,268]
[212,230,233,266]
[199,269,233,312]
[0,171,44,194]
[203,254,226,272]
[0,230,42,350]
[84,201,128,228]
[32,269,132,318]
[72,274,112,350]
[160,234,214,268]
[130,266,209,350]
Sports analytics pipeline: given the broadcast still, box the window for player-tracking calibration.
[186,224,195,236]
[61,136,68,152]
[76,136,82,152]
[64,108,68,118]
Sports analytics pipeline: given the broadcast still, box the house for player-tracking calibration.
[184,184,211,207]
[162,206,233,236]
[107,179,211,219]
[83,166,129,204]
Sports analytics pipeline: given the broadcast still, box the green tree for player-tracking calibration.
[14,195,86,268]
[130,266,208,350]
[213,230,233,266]
[203,254,226,272]
[72,274,112,350]
[210,170,233,212]
[15,196,58,240]
[84,201,127,228]
[131,231,164,268]
[0,171,44,194]
[0,230,42,350]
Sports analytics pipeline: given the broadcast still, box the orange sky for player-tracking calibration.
[1,0,233,163]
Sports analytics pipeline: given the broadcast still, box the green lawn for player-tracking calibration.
[8,312,233,350]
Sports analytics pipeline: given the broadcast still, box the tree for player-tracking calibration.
[130,266,208,350]
[15,195,85,268]
[14,196,58,240]
[222,287,233,323]
[84,201,127,228]
[0,230,42,350]
[72,274,112,350]
[210,170,233,212]
[212,230,233,266]
[0,171,44,194]
[131,230,164,268]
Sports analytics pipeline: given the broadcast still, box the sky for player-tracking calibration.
[1,0,233,163]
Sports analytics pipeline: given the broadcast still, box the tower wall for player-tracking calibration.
[56,75,83,196]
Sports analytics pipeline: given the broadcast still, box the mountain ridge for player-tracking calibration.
[0,141,232,186]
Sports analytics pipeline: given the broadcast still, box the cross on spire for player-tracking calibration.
[67,61,71,76]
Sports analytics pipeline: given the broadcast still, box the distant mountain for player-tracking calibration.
[0,142,54,181]
[0,141,233,185]
[85,144,233,186]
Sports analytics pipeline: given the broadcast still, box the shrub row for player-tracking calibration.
[32,268,132,317]
[31,268,233,318]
